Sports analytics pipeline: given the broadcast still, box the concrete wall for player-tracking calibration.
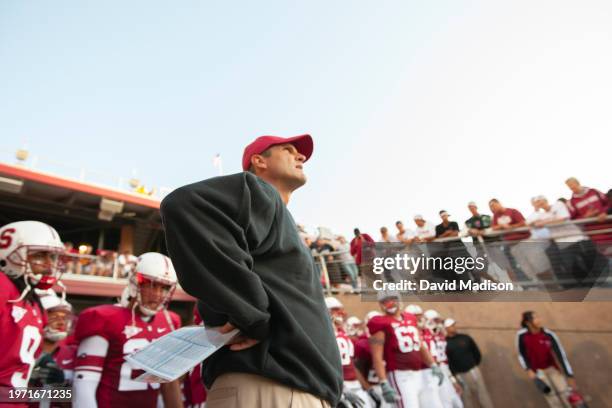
[336,295,612,407]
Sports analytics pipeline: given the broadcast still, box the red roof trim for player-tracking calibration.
[0,162,161,209]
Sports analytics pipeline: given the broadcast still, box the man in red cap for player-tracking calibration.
[161,134,342,408]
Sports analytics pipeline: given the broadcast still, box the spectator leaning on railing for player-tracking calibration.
[395,220,415,244]
[435,210,460,239]
[380,226,397,243]
[489,199,529,282]
[528,196,606,288]
[413,214,436,243]
[465,202,491,239]
[565,177,611,243]
[565,177,609,219]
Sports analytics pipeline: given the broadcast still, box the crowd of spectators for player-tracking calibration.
[300,177,611,291]
[61,243,137,278]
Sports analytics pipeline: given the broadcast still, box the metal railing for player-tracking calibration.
[314,216,612,295]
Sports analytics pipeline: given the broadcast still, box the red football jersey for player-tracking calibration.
[421,329,448,365]
[353,336,378,384]
[0,273,45,397]
[54,337,78,383]
[367,313,423,371]
[335,329,357,381]
[73,305,181,408]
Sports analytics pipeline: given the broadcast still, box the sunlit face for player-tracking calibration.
[47,309,71,333]
[396,222,404,232]
[468,205,478,216]
[489,201,502,214]
[138,277,173,312]
[414,219,425,228]
[27,250,59,275]
[566,179,581,194]
[445,324,457,336]
[254,144,307,190]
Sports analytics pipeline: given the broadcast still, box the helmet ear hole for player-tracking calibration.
[0,259,6,268]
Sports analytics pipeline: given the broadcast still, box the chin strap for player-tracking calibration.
[8,274,32,303]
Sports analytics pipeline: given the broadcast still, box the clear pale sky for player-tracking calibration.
[1,1,610,238]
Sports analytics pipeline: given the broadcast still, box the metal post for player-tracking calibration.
[319,255,332,296]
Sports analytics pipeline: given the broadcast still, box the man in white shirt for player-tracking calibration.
[395,221,415,244]
[413,215,436,243]
[380,227,398,243]
[529,196,604,290]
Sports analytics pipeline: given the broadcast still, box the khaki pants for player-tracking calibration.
[538,367,571,408]
[206,373,331,408]
[456,367,494,408]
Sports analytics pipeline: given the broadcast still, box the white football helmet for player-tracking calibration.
[324,297,345,325]
[363,310,383,337]
[36,289,73,342]
[345,316,363,337]
[377,290,401,315]
[423,309,442,332]
[324,297,344,310]
[405,304,423,315]
[0,221,65,302]
[122,252,177,316]
[364,310,382,324]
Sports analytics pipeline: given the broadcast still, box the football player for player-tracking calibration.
[326,297,381,408]
[346,316,366,340]
[422,310,463,408]
[404,304,424,328]
[367,291,444,408]
[29,289,74,389]
[72,252,182,408]
[0,220,65,403]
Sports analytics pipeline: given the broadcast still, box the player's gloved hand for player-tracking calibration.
[533,378,551,394]
[342,390,365,408]
[367,387,383,408]
[380,381,400,404]
[431,365,445,386]
[30,355,65,385]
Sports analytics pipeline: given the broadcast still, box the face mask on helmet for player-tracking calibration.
[44,308,72,341]
[380,298,399,315]
[134,273,176,316]
[329,308,346,326]
[424,310,442,332]
[25,250,64,289]
[345,319,364,337]
[0,221,66,303]
[38,289,72,342]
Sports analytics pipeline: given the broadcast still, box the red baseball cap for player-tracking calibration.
[242,134,313,171]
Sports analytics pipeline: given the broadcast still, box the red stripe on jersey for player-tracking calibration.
[75,355,105,370]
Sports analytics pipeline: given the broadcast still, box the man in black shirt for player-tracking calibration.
[435,210,474,285]
[435,210,460,238]
[445,319,493,408]
[161,134,342,407]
